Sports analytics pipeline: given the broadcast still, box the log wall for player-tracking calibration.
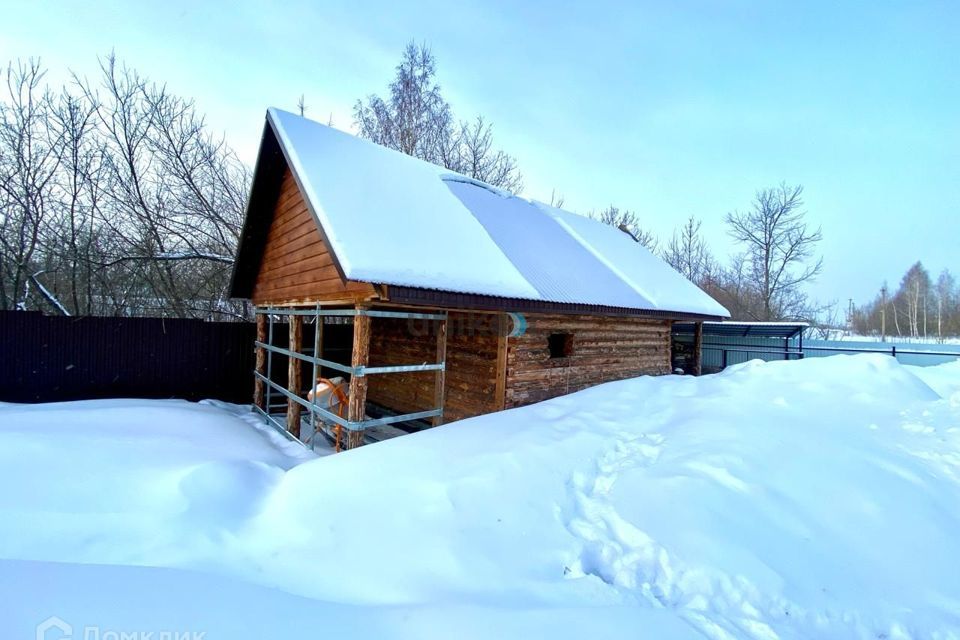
[504,313,672,407]
[251,168,377,306]
[367,312,500,423]
[366,311,671,423]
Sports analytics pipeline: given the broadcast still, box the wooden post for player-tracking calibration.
[311,310,323,434]
[346,307,371,449]
[286,314,303,438]
[254,314,267,410]
[494,313,508,411]
[432,315,448,427]
[692,321,704,376]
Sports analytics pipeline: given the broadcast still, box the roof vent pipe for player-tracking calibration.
[618,223,642,244]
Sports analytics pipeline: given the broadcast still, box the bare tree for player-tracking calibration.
[354,42,453,164]
[547,189,564,208]
[354,42,522,191]
[1,55,249,319]
[592,205,657,251]
[700,253,764,320]
[78,55,249,318]
[0,60,65,311]
[443,116,522,192]
[852,266,960,340]
[664,216,714,283]
[725,183,822,320]
[892,262,932,338]
[808,300,841,340]
[935,270,957,340]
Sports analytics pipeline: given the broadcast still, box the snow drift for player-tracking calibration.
[1,355,959,639]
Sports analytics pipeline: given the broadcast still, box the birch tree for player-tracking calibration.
[664,216,714,283]
[355,42,523,191]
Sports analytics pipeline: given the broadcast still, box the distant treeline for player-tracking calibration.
[852,263,959,341]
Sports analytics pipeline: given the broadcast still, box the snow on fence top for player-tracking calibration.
[266,108,729,318]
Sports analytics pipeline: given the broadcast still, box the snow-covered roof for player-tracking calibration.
[234,108,729,318]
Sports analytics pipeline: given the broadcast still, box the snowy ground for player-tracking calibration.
[820,331,960,346]
[2,355,960,639]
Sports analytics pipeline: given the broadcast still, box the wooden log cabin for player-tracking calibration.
[230,109,729,449]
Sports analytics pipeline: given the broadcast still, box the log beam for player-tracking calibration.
[286,314,303,438]
[494,313,508,410]
[432,316,448,427]
[346,307,371,449]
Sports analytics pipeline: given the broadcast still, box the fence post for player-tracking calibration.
[692,322,703,376]
[892,345,897,359]
[722,348,728,369]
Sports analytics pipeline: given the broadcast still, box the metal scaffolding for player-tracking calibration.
[252,305,448,449]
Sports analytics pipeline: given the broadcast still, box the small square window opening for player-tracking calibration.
[548,333,574,359]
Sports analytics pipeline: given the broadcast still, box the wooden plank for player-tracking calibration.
[255,266,344,293]
[256,263,339,294]
[267,201,311,236]
[432,317,447,426]
[255,290,379,307]
[251,167,378,307]
[254,314,267,410]
[286,315,303,439]
[346,307,371,449]
[256,244,333,279]
[261,221,324,258]
[273,172,305,209]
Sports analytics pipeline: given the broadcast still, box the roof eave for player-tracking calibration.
[228,117,286,299]
[385,285,726,321]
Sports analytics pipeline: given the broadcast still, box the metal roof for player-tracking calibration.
[231,109,730,319]
[672,321,808,339]
[445,179,654,308]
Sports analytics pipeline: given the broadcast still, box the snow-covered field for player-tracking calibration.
[819,332,960,346]
[2,355,960,639]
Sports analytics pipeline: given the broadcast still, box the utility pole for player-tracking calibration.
[880,285,887,343]
[847,298,854,336]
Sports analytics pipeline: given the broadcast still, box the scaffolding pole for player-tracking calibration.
[251,305,448,450]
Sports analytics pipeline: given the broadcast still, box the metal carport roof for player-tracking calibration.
[672,321,807,339]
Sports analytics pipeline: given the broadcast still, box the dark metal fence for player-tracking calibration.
[703,342,960,370]
[0,311,257,403]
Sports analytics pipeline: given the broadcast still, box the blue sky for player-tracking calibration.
[2,0,957,303]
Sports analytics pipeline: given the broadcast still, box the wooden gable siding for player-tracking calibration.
[367,312,501,423]
[504,313,671,407]
[251,168,377,306]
